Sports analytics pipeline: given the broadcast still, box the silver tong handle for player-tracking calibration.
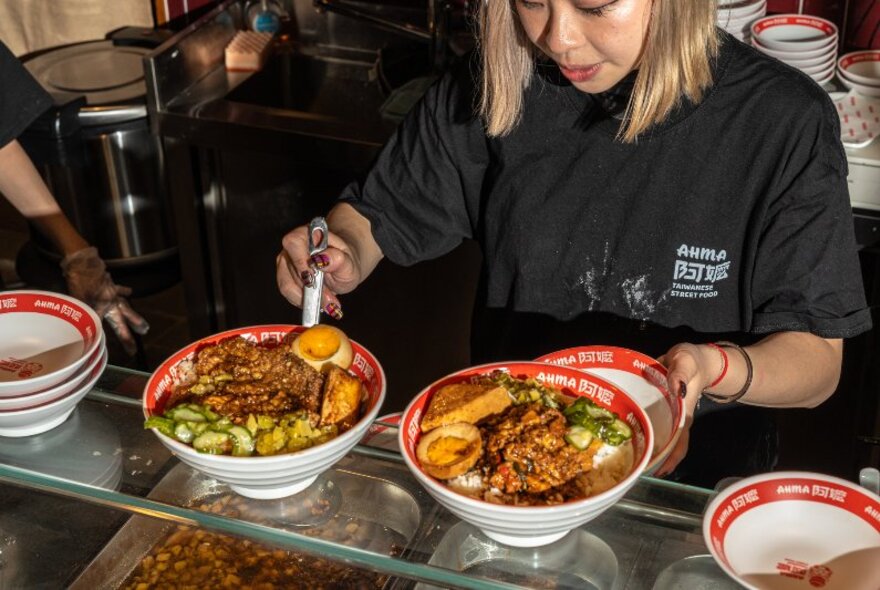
[302,217,329,328]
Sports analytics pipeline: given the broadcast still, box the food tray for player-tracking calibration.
[70,455,436,589]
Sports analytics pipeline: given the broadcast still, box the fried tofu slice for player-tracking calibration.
[420,383,512,433]
[320,366,364,431]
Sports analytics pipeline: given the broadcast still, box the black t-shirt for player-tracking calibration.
[0,40,52,149]
[340,33,872,362]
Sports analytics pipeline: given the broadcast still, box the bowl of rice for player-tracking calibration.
[399,361,652,547]
[143,325,385,499]
[535,345,684,475]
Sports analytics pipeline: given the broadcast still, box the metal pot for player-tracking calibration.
[20,40,176,268]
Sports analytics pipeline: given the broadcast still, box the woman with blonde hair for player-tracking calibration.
[277,0,870,484]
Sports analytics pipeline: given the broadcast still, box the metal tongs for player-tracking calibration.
[302,216,329,327]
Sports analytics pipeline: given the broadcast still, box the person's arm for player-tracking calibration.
[655,332,842,475]
[0,139,149,354]
[0,139,89,255]
[668,332,841,408]
[277,203,384,317]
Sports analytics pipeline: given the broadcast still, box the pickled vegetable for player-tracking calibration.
[563,397,632,446]
[489,371,561,409]
[146,403,339,457]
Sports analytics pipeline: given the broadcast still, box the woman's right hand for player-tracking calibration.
[276,225,361,320]
[277,204,384,320]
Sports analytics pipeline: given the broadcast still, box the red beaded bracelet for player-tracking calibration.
[702,342,754,404]
[705,342,728,389]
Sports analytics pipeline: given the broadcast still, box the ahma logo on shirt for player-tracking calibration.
[670,244,730,300]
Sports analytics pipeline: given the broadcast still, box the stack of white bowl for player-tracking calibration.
[0,290,107,437]
[751,14,839,86]
[837,50,880,97]
[717,0,767,44]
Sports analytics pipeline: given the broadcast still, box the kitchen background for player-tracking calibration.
[0,0,878,486]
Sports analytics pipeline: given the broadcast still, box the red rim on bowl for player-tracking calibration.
[752,14,837,38]
[751,14,838,52]
[143,324,386,460]
[838,51,880,86]
[0,291,102,391]
[704,471,880,590]
[535,346,684,472]
[400,361,654,508]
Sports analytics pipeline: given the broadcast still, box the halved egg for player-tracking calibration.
[416,422,482,480]
[291,325,353,371]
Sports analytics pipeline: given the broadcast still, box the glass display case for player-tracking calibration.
[0,365,734,589]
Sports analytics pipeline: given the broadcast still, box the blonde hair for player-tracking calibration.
[477,0,719,142]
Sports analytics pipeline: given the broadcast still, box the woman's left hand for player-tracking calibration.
[61,247,150,356]
[653,342,721,477]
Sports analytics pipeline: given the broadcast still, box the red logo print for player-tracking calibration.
[808,565,833,588]
[775,559,834,586]
[0,358,43,378]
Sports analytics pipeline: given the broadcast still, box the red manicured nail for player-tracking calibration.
[300,270,314,287]
[310,254,330,269]
[679,381,687,398]
[324,302,343,320]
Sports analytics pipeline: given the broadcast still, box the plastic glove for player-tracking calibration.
[60,247,150,356]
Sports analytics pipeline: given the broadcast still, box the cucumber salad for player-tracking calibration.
[145,403,337,457]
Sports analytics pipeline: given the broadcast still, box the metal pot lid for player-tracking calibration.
[24,40,150,124]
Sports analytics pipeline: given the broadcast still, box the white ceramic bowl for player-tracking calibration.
[812,68,835,88]
[751,15,838,52]
[0,290,102,397]
[800,55,836,76]
[839,75,880,98]
[536,346,684,475]
[717,0,766,26]
[808,62,836,85]
[0,333,105,411]
[399,361,653,547]
[753,37,837,61]
[704,471,880,590]
[360,411,402,452]
[724,23,754,43]
[0,346,107,437]
[143,325,386,500]
[838,51,880,87]
[724,13,763,32]
[784,51,842,69]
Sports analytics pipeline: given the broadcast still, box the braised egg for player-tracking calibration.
[416,422,482,480]
[291,325,353,371]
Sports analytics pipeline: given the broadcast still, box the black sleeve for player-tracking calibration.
[0,41,52,149]
[338,58,490,266]
[750,95,871,338]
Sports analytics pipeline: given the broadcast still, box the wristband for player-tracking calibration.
[702,341,753,404]
[705,342,728,389]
